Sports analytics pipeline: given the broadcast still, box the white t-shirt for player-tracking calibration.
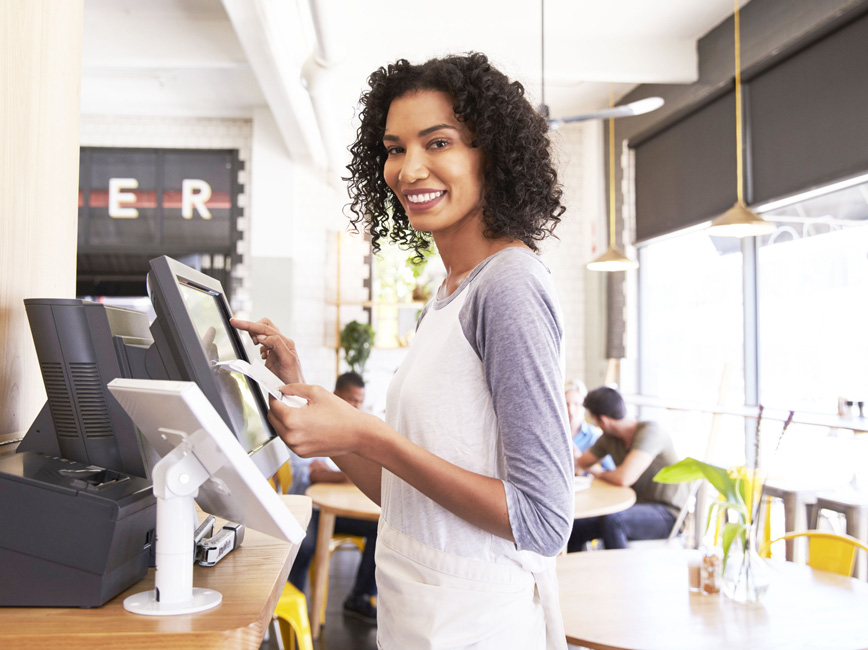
[382,247,574,567]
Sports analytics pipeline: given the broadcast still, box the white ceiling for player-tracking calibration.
[81,0,749,176]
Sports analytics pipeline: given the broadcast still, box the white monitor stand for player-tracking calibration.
[108,378,305,616]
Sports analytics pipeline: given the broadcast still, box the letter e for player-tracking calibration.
[108,178,139,218]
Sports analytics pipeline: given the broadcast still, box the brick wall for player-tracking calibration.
[542,121,608,389]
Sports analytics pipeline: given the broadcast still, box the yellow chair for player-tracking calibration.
[270,461,293,495]
[273,583,314,650]
[268,462,314,650]
[310,533,367,624]
[761,530,868,577]
[271,461,370,626]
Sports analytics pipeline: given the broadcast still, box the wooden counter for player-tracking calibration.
[0,495,311,650]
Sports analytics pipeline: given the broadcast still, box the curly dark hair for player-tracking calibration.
[345,52,565,259]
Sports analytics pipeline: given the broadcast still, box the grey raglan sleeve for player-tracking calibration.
[460,256,574,556]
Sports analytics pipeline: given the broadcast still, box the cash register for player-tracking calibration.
[0,256,289,607]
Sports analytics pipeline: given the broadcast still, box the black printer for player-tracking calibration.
[0,452,155,607]
[0,299,160,607]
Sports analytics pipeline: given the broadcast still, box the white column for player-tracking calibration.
[0,0,83,436]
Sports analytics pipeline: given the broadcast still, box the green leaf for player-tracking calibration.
[721,521,747,573]
[735,475,747,505]
[654,457,740,504]
[705,500,719,533]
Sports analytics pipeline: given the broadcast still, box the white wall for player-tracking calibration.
[246,105,365,389]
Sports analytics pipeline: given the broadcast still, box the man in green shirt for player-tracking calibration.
[568,386,687,551]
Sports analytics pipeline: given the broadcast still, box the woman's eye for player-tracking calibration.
[429,139,449,150]
[385,146,404,156]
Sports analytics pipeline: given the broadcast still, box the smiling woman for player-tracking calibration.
[234,52,573,650]
[346,52,564,265]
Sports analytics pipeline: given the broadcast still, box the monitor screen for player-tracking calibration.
[146,256,288,478]
[176,280,271,454]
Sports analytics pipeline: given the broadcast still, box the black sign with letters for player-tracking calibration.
[78,148,241,253]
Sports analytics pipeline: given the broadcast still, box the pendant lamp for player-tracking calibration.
[587,97,638,272]
[706,0,776,238]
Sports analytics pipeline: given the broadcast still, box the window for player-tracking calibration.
[638,229,746,464]
[755,180,868,415]
[636,177,868,482]
[639,229,745,405]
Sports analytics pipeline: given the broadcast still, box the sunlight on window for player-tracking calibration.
[756,183,868,415]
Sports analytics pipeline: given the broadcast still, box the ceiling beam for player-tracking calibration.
[221,0,325,167]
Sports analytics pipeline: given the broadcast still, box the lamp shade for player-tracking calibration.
[707,201,777,238]
[586,246,639,272]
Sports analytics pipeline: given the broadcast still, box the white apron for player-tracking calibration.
[375,520,567,649]
[376,253,570,649]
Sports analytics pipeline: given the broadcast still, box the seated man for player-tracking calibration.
[288,372,378,623]
[565,380,614,472]
[568,386,687,551]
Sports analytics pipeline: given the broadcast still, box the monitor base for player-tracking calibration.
[123,588,222,615]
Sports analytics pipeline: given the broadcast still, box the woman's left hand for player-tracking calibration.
[230,317,305,385]
[268,383,377,459]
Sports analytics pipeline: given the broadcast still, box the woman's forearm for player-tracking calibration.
[330,453,384,505]
[360,418,514,543]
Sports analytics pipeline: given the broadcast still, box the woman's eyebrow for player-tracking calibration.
[382,124,458,142]
[418,124,457,137]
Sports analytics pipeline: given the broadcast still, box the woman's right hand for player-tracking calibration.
[230,317,305,385]
[268,383,377,459]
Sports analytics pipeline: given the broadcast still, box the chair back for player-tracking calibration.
[762,530,868,577]
[270,461,293,495]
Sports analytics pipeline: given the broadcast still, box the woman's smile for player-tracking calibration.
[404,189,446,209]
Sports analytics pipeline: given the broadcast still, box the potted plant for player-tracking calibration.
[408,242,438,303]
[654,409,793,602]
[340,320,375,377]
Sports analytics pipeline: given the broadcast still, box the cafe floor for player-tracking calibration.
[260,549,378,650]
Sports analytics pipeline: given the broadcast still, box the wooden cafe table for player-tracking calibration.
[0,495,311,650]
[573,477,636,519]
[557,547,868,650]
[304,477,631,639]
[305,482,380,639]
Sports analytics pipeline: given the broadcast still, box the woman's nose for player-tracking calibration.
[398,147,428,184]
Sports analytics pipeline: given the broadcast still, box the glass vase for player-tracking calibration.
[722,527,770,603]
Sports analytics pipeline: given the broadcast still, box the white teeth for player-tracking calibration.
[407,191,444,203]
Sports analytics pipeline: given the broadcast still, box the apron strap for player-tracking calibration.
[532,566,568,650]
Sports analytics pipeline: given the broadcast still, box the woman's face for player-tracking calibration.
[565,389,584,434]
[382,90,485,240]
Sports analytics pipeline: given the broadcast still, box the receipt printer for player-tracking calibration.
[0,451,156,607]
